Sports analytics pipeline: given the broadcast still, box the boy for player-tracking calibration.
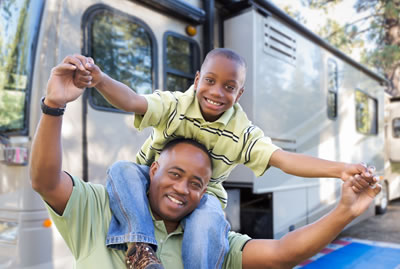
[73,48,377,269]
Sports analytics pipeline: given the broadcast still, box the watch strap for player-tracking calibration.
[41,97,66,116]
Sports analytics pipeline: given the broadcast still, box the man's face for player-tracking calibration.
[148,143,211,229]
[194,55,245,122]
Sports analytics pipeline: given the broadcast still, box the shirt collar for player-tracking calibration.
[185,85,234,126]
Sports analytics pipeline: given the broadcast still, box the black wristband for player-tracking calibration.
[41,97,66,116]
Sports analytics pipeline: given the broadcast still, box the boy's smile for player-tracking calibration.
[194,55,245,122]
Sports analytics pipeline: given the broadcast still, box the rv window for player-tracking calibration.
[355,90,378,135]
[0,0,44,133]
[164,32,199,92]
[327,59,338,119]
[87,9,155,110]
[393,118,400,138]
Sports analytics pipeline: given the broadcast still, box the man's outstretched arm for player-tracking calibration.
[30,56,86,215]
[241,178,381,269]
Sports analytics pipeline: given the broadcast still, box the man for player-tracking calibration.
[30,56,381,269]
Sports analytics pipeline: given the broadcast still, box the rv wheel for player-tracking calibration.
[375,181,388,215]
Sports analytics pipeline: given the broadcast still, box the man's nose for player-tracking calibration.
[173,180,189,195]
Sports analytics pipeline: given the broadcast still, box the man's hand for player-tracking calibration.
[339,175,381,218]
[341,163,378,193]
[45,55,89,107]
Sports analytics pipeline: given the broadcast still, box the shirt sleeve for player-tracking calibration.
[134,90,178,131]
[240,126,281,177]
[44,175,110,260]
[222,231,252,269]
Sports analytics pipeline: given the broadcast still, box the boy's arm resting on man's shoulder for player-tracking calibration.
[241,178,381,269]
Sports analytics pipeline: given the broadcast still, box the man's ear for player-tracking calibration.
[235,87,244,103]
[193,71,200,90]
[149,161,159,182]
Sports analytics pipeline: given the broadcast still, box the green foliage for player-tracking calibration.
[302,0,400,95]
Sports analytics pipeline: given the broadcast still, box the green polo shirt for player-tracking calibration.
[45,176,250,269]
[134,86,280,207]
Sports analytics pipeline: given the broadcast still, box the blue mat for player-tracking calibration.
[303,241,400,269]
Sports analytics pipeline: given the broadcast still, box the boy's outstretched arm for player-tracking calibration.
[73,54,148,114]
[241,178,381,269]
[269,149,377,190]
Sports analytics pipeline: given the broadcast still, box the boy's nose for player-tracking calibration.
[209,85,223,97]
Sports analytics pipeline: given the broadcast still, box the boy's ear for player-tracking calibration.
[193,71,200,90]
[149,161,159,182]
[235,87,245,103]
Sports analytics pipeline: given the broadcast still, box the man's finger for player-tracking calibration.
[63,55,86,71]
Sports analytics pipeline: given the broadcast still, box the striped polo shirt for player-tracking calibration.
[134,86,279,207]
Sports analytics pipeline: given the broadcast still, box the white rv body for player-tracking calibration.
[0,0,388,267]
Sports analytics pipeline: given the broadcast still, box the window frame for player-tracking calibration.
[81,4,158,113]
[163,31,200,92]
[0,0,45,135]
[354,88,378,136]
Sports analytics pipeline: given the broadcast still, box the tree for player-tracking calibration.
[304,0,400,96]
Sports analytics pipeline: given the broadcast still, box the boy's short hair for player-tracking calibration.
[162,138,213,170]
[201,48,247,72]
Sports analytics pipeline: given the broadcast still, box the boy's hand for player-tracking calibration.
[72,55,104,88]
[341,163,378,193]
[339,176,381,218]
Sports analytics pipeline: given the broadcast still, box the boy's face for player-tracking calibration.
[148,143,211,231]
[194,55,245,122]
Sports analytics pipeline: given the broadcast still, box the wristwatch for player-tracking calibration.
[40,97,66,116]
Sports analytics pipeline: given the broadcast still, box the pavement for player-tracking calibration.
[338,198,400,244]
[295,199,400,268]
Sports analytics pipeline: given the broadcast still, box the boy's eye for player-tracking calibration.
[205,78,214,84]
[225,85,235,91]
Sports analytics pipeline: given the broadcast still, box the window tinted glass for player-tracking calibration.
[164,33,199,92]
[327,59,338,119]
[0,0,44,133]
[89,10,154,109]
[393,118,400,138]
[355,90,377,135]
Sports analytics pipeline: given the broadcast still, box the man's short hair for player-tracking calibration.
[162,138,213,170]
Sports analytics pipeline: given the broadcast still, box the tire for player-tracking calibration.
[375,181,388,215]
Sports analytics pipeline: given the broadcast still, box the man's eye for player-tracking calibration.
[169,172,179,178]
[191,182,202,189]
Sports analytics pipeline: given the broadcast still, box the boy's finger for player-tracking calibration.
[88,57,95,64]
[355,174,369,188]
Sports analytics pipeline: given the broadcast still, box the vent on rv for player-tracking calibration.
[263,17,296,66]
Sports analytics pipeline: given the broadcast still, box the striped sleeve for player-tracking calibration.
[240,126,280,177]
[134,90,177,130]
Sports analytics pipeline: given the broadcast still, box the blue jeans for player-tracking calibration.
[105,161,230,269]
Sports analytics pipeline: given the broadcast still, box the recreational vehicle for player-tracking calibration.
[0,0,391,267]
